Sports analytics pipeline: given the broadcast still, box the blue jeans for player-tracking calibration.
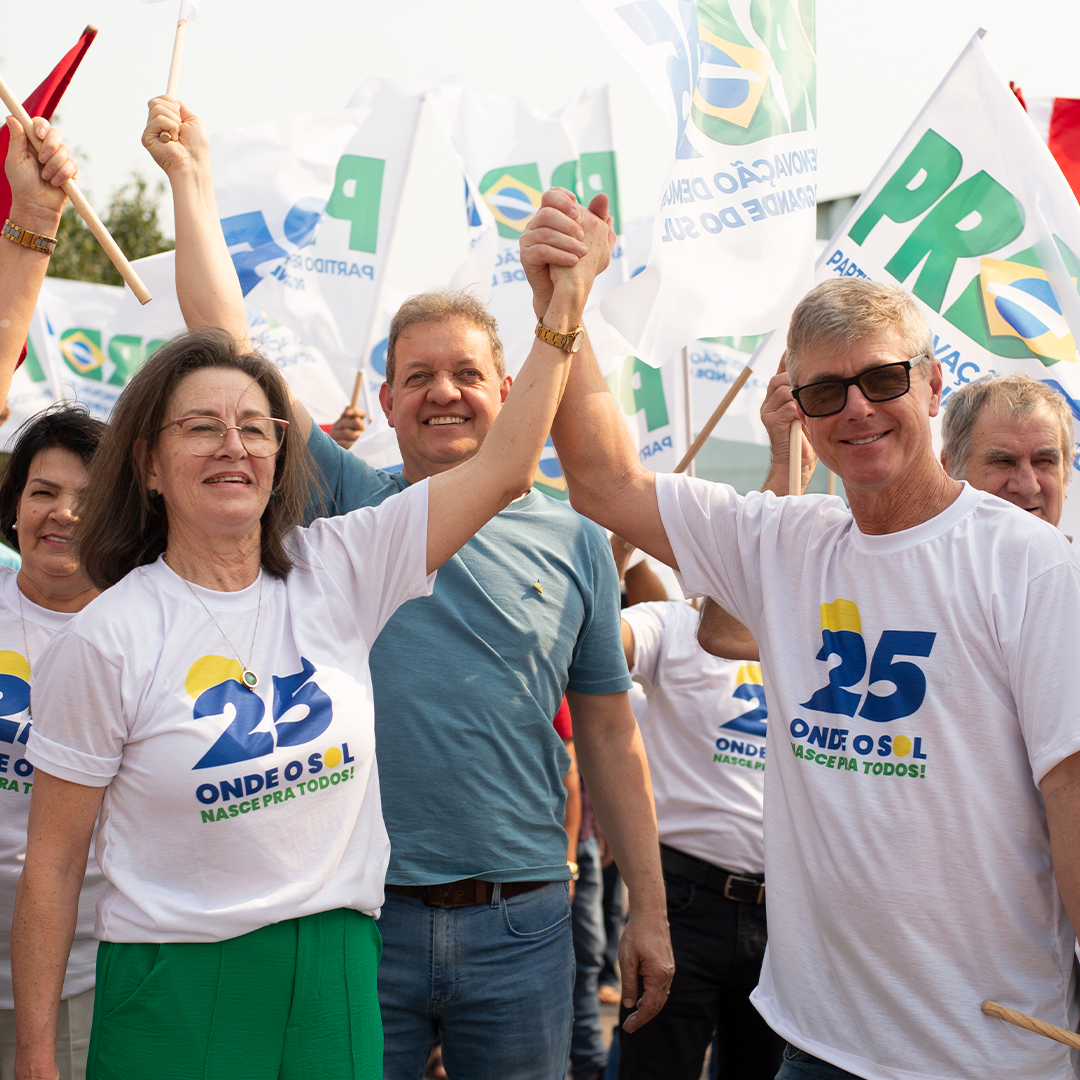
[377,882,574,1080]
[775,1044,864,1079]
[570,836,607,1076]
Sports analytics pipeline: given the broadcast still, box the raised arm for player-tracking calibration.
[522,188,675,567]
[0,117,77,413]
[143,98,317,440]
[424,196,613,573]
[12,772,104,1080]
[143,98,249,347]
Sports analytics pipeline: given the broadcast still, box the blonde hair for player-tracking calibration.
[787,279,933,386]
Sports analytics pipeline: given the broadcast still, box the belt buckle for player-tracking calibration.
[723,874,765,904]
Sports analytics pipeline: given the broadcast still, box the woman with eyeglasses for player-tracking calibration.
[10,111,614,1080]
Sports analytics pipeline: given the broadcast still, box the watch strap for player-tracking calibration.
[2,219,57,255]
[535,318,584,353]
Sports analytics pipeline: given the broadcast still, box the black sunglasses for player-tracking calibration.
[791,359,919,418]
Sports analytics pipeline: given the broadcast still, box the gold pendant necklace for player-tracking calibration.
[164,555,263,689]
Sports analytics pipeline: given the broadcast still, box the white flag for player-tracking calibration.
[210,79,424,399]
[431,85,628,377]
[0,250,353,445]
[103,251,352,425]
[757,30,1080,536]
[584,0,817,366]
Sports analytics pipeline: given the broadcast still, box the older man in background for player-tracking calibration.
[940,372,1073,528]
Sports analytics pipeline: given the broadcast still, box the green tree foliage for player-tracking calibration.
[46,175,173,286]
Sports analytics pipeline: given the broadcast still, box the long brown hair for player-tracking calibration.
[77,328,315,589]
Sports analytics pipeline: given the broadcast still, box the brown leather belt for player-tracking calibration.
[385,879,551,908]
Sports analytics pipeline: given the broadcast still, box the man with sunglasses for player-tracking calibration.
[524,187,1080,1080]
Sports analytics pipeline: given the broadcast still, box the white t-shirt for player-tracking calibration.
[657,474,1080,1080]
[0,569,105,1008]
[26,481,433,944]
[623,600,765,875]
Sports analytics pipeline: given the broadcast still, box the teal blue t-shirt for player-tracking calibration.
[306,427,632,885]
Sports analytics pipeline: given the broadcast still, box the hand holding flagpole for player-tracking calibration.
[0,74,152,305]
[137,0,199,138]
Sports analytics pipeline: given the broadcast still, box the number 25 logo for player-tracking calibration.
[193,657,333,770]
[801,600,935,723]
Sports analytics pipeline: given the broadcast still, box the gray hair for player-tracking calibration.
[386,289,504,387]
[786,279,933,387]
[941,373,1074,483]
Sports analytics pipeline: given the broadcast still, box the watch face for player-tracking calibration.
[570,330,584,353]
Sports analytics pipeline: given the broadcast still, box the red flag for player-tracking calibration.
[1048,98,1080,204]
[0,25,97,223]
[1010,85,1080,205]
[0,25,97,366]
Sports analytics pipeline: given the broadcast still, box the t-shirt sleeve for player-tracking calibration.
[25,632,126,787]
[565,528,634,696]
[296,477,435,646]
[303,424,396,523]
[621,601,669,691]
[1009,555,1080,786]
[655,472,770,628]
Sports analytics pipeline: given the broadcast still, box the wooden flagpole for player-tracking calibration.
[982,1000,1080,1051]
[350,371,364,410]
[165,19,188,99]
[0,74,152,305]
[673,363,753,475]
[788,419,803,495]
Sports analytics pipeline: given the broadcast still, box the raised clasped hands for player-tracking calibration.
[521,187,616,320]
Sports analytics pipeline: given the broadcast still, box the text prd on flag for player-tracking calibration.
[583,0,817,366]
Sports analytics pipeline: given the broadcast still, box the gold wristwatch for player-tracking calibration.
[567,861,580,882]
[535,318,585,354]
[1,219,57,255]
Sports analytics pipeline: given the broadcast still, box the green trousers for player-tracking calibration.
[87,908,382,1080]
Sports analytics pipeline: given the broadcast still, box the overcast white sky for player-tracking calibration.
[4,0,1080,286]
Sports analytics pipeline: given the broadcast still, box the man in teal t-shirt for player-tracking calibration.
[304,285,671,1080]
